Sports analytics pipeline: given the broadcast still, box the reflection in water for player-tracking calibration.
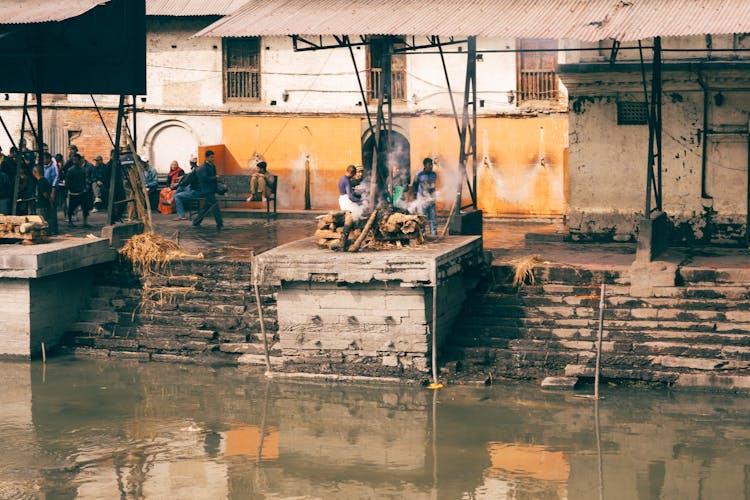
[0,358,749,499]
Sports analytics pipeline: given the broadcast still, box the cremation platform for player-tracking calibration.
[0,238,115,358]
[255,236,483,377]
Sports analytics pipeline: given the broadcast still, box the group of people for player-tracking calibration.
[338,157,438,235]
[0,142,115,235]
[162,150,224,229]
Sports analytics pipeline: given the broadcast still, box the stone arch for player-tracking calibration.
[361,126,412,195]
[142,119,200,174]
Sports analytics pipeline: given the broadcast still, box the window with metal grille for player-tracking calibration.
[224,37,260,101]
[617,102,648,125]
[517,39,559,103]
[367,37,406,102]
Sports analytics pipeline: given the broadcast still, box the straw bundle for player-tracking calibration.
[508,254,542,287]
[120,232,201,275]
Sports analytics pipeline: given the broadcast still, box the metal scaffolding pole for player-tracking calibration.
[456,36,478,212]
[644,37,663,218]
[107,95,125,225]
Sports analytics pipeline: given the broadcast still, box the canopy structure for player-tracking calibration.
[1,0,108,25]
[196,0,750,41]
[146,0,248,16]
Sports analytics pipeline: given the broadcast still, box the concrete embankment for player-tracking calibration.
[446,260,750,392]
[62,244,750,391]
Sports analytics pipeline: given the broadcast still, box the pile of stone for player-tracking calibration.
[314,210,426,252]
[0,215,48,244]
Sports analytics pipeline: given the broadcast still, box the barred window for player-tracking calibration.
[367,37,406,102]
[617,102,648,125]
[517,39,559,103]
[224,38,260,101]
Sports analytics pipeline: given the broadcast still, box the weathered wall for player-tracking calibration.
[567,88,750,243]
[29,269,95,358]
[221,114,568,213]
[0,279,30,357]
[221,116,362,209]
[0,269,95,359]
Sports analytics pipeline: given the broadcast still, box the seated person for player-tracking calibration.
[247,161,273,202]
[158,161,185,214]
[338,165,364,221]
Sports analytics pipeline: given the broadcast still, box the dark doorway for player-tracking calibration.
[361,129,411,206]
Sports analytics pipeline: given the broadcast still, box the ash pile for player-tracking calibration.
[314,209,426,252]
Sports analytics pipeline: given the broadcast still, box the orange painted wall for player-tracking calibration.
[409,115,568,216]
[221,114,567,215]
[222,116,362,210]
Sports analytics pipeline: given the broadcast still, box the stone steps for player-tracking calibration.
[448,261,750,389]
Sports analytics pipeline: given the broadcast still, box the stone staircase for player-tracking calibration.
[63,259,279,365]
[447,261,750,390]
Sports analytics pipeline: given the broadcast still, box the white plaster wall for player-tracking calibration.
[137,113,223,167]
[258,35,367,113]
[408,38,520,113]
[145,17,224,109]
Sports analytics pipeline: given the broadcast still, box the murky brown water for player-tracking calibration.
[1,358,749,499]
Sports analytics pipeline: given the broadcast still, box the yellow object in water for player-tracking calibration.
[427,383,443,390]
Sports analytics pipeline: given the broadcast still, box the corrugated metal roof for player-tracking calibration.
[0,0,110,25]
[195,0,750,42]
[146,0,248,16]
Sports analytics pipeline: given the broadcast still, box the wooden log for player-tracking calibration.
[314,229,341,240]
[348,210,377,252]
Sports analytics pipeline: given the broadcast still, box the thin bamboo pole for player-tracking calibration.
[594,283,606,400]
[253,271,272,373]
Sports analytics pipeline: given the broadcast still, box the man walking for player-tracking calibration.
[192,150,223,229]
[411,157,438,236]
[65,153,90,227]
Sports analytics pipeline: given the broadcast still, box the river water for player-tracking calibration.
[1,358,748,500]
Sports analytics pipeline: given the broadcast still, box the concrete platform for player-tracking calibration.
[255,236,484,377]
[0,237,115,278]
[0,237,116,358]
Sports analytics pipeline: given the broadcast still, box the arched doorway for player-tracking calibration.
[361,129,411,205]
[143,120,199,174]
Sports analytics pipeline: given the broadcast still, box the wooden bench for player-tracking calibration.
[218,174,278,220]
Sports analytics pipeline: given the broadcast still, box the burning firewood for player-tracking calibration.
[313,209,426,251]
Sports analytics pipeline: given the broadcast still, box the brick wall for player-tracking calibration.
[43,108,119,161]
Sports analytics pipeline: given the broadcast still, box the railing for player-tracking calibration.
[368,68,406,101]
[226,69,260,100]
[518,70,558,102]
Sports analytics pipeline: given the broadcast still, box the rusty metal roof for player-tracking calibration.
[146,0,248,16]
[0,0,110,24]
[195,0,750,41]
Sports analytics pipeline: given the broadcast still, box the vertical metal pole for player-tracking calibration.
[700,84,711,199]
[653,37,663,211]
[35,91,43,171]
[470,38,478,209]
[132,95,137,148]
[385,40,394,201]
[746,130,750,247]
[10,95,27,215]
[594,283,605,400]
[107,95,125,225]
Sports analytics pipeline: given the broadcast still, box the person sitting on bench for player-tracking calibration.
[247,161,273,202]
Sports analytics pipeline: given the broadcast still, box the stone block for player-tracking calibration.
[541,376,578,389]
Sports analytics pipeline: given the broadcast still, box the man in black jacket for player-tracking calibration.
[192,150,223,229]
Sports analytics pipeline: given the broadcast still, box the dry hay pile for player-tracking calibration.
[120,232,202,275]
[314,210,426,252]
[120,232,204,322]
[508,254,543,287]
